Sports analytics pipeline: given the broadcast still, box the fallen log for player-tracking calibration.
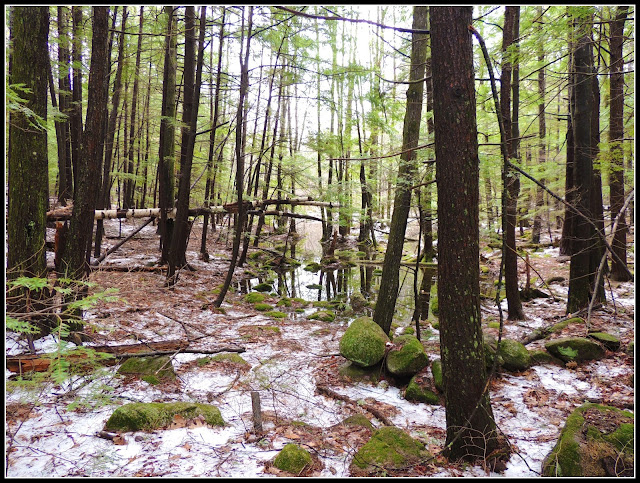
[6,340,246,374]
[316,384,394,426]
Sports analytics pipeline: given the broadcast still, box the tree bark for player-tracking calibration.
[608,6,631,281]
[372,6,428,335]
[432,6,499,461]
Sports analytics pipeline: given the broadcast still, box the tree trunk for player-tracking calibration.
[69,6,84,199]
[567,12,596,313]
[608,6,631,281]
[372,6,429,335]
[531,6,546,245]
[501,6,525,320]
[432,6,499,461]
[214,6,254,306]
[158,6,178,264]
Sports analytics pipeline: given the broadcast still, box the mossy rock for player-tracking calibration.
[266,311,287,319]
[339,317,390,368]
[386,335,429,377]
[542,403,634,477]
[484,335,504,369]
[197,353,249,367]
[117,356,176,385]
[245,292,267,303]
[350,291,370,313]
[350,426,432,475]
[551,316,584,334]
[273,443,313,475]
[338,361,382,383]
[498,339,531,371]
[105,402,224,432]
[545,337,605,363]
[254,302,274,312]
[341,414,374,430]
[309,310,336,322]
[303,262,322,272]
[587,332,620,352]
[253,282,273,292]
[405,373,440,405]
[276,297,292,308]
[431,359,443,392]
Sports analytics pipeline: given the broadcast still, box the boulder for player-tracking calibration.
[338,361,382,383]
[405,371,440,405]
[341,414,374,430]
[273,443,313,474]
[498,339,531,371]
[545,337,605,363]
[339,317,390,367]
[105,402,224,432]
[587,332,621,352]
[117,356,176,385]
[542,403,634,476]
[386,335,429,377]
[350,426,431,476]
[431,359,443,392]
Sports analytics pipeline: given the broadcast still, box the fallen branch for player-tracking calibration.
[316,384,394,426]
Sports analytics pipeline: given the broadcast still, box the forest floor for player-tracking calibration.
[5,217,635,477]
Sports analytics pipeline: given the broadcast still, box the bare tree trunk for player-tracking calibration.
[372,6,428,335]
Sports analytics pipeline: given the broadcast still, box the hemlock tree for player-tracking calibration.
[431,6,499,460]
[372,6,428,335]
[7,6,50,287]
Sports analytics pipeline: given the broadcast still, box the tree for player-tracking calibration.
[7,6,50,285]
[567,9,597,313]
[59,7,110,283]
[431,6,499,460]
[372,6,428,335]
[608,6,631,281]
[500,6,525,320]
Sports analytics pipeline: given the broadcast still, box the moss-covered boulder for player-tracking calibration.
[339,317,390,367]
[430,359,443,392]
[253,282,273,293]
[528,349,563,366]
[117,356,176,385]
[405,372,440,405]
[244,292,267,304]
[498,339,531,371]
[386,335,429,377]
[341,414,374,430]
[350,426,431,475]
[105,402,224,432]
[309,310,336,322]
[542,403,634,477]
[483,335,504,369]
[545,337,605,363]
[254,303,274,312]
[273,443,313,474]
[587,332,621,352]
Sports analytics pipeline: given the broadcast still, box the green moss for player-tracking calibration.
[253,282,273,293]
[254,303,274,312]
[545,337,605,362]
[339,317,390,367]
[105,402,224,432]
[405,376,440,404]
[266,311,286,319]
[430,296,438,316]
[273,443,313,474]
[498,339,531,371]
[276,298,292,307]
[245,292,267,303]
[342,414,374,429]
[551,317,584,333]
[309,310,336,322]
[386,335,429,377]
[303,262,322,272]
[117,356,176,385]
[350,427,431,474]
[209,353,249,365]
[338,361,382,383]
[431,359,443,392]
[587,332,620,352]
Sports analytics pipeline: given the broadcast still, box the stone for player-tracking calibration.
[117,356,176,385]
[542,403,634,476]
[386,335,429,377]
[545,337,605,362]
[587,332,621,352]
[498,338,531,371]
[273,443,313,474]
[338,361,382,383]
[341,414,374,430]
[430,359,443,392]
[405,373,440,405]
[309,310,336,322]
[339,317,390,367]
[105,402,224,432]
[350,426,431,475]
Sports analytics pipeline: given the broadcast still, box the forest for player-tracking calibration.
[5,5,635,477]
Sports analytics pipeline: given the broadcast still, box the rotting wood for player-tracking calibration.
[316,384,394,426]
[6,340,246,374]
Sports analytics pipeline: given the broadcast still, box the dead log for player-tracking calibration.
[6,340,246,374]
